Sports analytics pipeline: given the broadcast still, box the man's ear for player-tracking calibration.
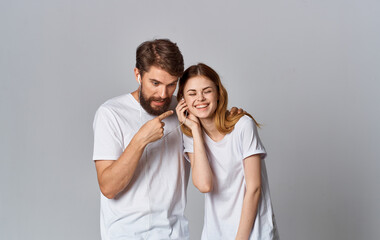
[134,68,141,85]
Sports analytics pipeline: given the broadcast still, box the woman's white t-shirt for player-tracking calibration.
[183,116,279,240]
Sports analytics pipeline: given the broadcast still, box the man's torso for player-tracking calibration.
[93,93,190,239]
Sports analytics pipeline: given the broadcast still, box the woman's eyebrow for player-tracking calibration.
[202,86,212,91]
[186,86,212,92]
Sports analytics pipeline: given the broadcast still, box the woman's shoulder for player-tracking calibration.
[235,115,255,130]
[231,115,260,138]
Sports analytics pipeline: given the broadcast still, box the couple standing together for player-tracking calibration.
[93,39,279,240]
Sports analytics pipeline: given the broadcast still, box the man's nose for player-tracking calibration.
[160,87,168,98]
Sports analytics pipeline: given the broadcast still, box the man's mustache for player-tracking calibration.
[149,97,170,102]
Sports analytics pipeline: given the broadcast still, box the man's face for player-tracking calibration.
[139,66,178,115]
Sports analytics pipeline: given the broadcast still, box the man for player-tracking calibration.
[93,39,241,239]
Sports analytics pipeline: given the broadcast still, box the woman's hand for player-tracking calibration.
[176,99,200,130]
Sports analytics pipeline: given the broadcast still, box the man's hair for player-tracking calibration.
[177,63,259,137]
[136,39,184,77]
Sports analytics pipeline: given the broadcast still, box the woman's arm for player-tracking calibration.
[187,126,214,193]
[235,154,262,240]
[176,99,213,193]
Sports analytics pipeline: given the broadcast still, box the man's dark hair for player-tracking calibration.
[136,39,184,77]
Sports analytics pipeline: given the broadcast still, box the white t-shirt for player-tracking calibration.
[183,116,279,240]
[93,93,190,240]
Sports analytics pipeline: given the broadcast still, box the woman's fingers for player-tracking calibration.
[178,103,189,116]
[188,112,197,121]
[176,101,189,124]
[176,99,197,128]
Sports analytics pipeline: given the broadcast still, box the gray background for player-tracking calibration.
[1,0,379,239]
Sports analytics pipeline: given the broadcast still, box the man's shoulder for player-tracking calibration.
[100,93,136,110]
[95,93,138,119]
[102,93,130,106]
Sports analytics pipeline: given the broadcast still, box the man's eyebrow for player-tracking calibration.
[149,79,178,85]
[169,79,178,85]
[149,78,161,82]
[186,86,212,92]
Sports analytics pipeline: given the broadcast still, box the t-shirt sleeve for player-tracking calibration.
[240,117,267,160]
[92,106,123,161]
[182,133,194,162]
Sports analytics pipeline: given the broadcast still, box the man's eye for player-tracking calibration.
[152,82,159,86]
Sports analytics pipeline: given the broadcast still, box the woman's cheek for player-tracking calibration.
[186,99,195,113]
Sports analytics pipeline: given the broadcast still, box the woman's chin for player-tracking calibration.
[193,112,214,121]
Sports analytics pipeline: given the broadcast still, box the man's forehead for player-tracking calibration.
[145,66,177,77]
[145,66,179,83]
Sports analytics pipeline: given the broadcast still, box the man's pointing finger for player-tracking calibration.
[158,110,174,121]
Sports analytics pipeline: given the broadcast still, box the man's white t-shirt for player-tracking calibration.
[93,93,190,240]
[183,115,279,240]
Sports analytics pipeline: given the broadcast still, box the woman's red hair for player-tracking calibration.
[177,63,259,137]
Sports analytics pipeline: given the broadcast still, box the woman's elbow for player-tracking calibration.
[196,181,213,193]
[247,185,261,197]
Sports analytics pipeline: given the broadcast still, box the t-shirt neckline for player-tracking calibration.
[203,130,231,145]
[128,93,140,107]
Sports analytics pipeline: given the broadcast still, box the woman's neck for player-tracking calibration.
[199,118,225,142]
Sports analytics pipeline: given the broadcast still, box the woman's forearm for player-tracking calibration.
[191,126,214,193]
[235,187,261,239]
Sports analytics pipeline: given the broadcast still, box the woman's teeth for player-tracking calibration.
[195,104,208,109]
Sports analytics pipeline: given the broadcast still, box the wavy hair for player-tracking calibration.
[177,63,259,137]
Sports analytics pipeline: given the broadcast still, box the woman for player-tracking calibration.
[176,63,279,240]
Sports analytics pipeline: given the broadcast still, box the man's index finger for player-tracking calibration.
[158,110,174,121]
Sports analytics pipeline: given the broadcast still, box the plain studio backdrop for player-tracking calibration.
[1,1,379,239]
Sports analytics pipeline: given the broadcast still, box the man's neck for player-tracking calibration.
[131,89,139,102]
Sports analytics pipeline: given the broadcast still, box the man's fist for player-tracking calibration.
[138,110,174,145]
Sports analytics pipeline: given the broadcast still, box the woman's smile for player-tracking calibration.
[183,76,218,120]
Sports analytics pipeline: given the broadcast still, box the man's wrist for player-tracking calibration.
[131,133,148,150]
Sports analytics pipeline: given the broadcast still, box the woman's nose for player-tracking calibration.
[198,93,205,101]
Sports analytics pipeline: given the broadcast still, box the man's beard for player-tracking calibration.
[139,87,171,116]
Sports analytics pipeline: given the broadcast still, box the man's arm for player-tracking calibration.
[95,110,173,199]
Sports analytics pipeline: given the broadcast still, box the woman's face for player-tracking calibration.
[183,76,218,120]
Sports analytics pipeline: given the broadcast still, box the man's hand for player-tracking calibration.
[137,110,174,145]
[95,111,174,199]
[228,107,245,117]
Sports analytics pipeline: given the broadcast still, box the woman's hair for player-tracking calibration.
[136,39,184,77]
[177,63,259,137]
